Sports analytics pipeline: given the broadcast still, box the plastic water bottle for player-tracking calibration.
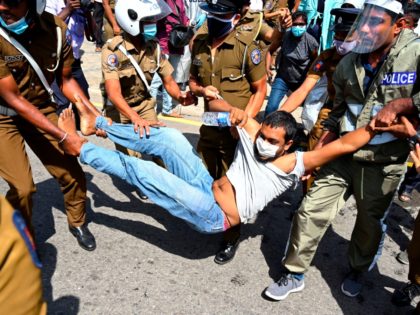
[201,112,231,127]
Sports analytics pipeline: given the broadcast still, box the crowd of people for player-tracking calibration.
[0,0,419,313]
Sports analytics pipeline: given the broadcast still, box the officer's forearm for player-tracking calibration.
[162,75,182,102]
[386,98,418,115]
[110,94,139,122]
[245,79,267,118]
[189,77,205,97]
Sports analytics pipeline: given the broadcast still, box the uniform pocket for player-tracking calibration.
[221,67,244,92]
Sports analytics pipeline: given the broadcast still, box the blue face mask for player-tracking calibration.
[143,23,157,41]
[291,25,307,37]
[0,13,29,35]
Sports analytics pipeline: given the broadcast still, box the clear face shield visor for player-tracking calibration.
[343,4,399,54]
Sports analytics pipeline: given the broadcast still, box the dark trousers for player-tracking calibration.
[93,1,104,48]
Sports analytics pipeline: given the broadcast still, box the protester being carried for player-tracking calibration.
[58,95,413,235]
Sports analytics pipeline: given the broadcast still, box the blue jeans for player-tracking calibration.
[265,77,290,117]
[79,117,225,234]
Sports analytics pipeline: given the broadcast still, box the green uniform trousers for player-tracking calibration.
[0,106,87,229]
[409,212,420,313]
[0,196,47,315]
[283,154,406,273]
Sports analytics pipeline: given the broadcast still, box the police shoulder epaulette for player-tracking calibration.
[107,36,124,51]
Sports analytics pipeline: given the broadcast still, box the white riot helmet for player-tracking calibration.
[115,0,172,36]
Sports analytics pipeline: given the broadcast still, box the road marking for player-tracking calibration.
[92,102,202,127]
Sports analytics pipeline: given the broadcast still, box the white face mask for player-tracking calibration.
[333,39,357,55]
[255,136,280,159]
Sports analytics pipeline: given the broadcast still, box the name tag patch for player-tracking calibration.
[5,55,24,63]
[381,72,416,86]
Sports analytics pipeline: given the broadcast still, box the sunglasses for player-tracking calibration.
[0,0,23,8]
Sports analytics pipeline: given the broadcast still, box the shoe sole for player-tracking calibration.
[340,283,360,297]
[264,282,305,301]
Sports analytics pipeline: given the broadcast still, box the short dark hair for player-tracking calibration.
[405,2,420,27]
[262,111,298,142]
[292,11,308,24]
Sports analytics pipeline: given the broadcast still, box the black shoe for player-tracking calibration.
[392,282,420,306]
[214,240,239,265]
[136,189,148,201]
[69,224,96,251]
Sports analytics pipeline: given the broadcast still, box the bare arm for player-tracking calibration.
[161,75,197,106]
[104,79,162,137]
[0,74,86,155]
[208,99,261,138]
[281,76,318,113]
[57,0,80,20]
[244,77,267,118]
[303,125,376,171]
[103,0,120,36]
[189,74,219,100]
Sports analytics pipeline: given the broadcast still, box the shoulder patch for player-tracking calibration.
[107,54,119,69]
[250,48,262,65]
[312,60,325,72]
[13,210,42,268]
[265,1,273,10]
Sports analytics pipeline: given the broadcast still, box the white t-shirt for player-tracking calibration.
[45,0,86,59]
[250,0,263,11]
[226,128,305,223]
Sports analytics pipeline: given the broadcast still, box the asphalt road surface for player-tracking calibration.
[0,40,418,315]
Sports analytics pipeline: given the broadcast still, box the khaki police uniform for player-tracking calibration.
[104,0,116,41]
[102,35,173,157]
[191,21,266,179]
[0,196,46,315]
[283,29,420,273]
[0,13,87,229]
[263,0,288,27]
[305,47,343,150]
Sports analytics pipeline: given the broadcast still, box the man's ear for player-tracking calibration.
[284,139,294,152]
[233,13,242,25]
[394,17,407,34]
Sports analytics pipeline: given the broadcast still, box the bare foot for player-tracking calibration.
[72,94,100,136]
[58,106,78,136]
[58,106,88,156]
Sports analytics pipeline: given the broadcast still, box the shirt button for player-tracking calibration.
[51,53,57,58]
[211,73,215,77]
[12,69,16,73]
[28,41,31,44]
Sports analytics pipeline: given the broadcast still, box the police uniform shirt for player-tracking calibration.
[191,26,266,111]
[306,47,343,104]
[0,12,73,107]
[102,35,173,106]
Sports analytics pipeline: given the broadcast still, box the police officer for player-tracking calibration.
[0,0,99,250]
[0,196,46,315]
[265,0,420,300]
[189,0,267,264]
[102,0,196,160]
[281,7,361,150]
